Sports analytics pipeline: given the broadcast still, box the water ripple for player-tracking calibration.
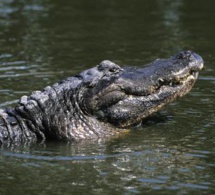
[1,150,134,161]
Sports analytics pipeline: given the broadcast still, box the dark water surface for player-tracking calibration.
[0,0,215,194]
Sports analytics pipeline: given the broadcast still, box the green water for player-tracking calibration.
[0,0,215,194]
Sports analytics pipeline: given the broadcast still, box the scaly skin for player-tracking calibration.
[0,51,204,145]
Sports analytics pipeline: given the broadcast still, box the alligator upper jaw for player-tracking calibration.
[93,60,202,108]
[116,69,200,99]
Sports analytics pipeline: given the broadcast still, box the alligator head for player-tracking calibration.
[81,51,203,128]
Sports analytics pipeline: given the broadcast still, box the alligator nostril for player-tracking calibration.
[175,52,184,59]
[175,51,193,60]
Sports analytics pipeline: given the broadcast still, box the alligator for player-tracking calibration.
[0,51,203,145]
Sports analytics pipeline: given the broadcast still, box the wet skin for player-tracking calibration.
[0,51,204,144]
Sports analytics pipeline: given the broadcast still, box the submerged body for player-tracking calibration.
[0,51,203,145]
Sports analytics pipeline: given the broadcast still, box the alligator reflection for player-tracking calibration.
[0,123,209,192]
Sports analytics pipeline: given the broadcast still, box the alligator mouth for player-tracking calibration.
[157,70,199,90]
[113,71,200,128]
[94,70,199,106]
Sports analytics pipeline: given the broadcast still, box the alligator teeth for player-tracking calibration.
[158,78,164,82]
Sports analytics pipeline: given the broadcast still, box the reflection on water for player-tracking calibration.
[0,126,214,194]
[0,0,215,194]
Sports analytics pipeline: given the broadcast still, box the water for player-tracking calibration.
[0,0,215,194]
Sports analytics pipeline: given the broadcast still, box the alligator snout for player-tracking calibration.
[174,51,204,71]
[175,51,194,60]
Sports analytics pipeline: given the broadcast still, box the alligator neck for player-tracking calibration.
[0,74,126,145]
